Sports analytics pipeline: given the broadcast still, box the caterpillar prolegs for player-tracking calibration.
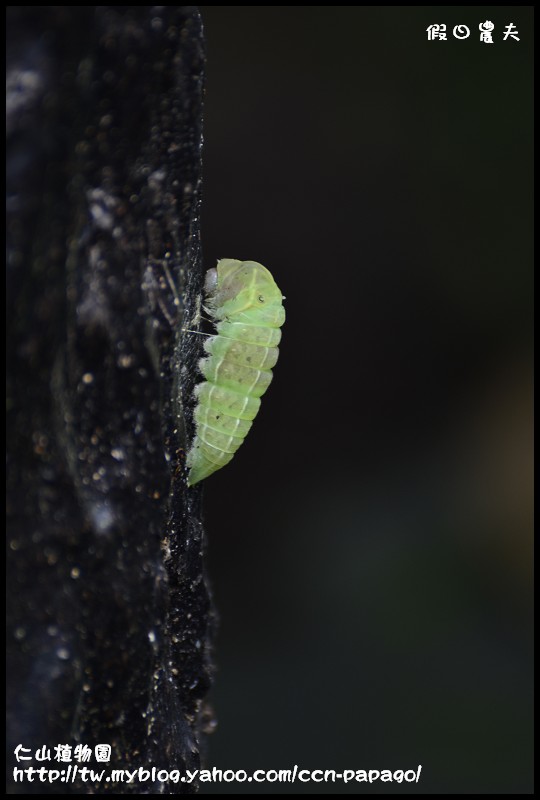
[186,259,285,486]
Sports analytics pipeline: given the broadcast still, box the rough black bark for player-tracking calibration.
[6,7,214,794]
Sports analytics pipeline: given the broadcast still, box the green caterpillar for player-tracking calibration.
[186,259,285,486]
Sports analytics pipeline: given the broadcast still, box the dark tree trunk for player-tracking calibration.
[6,7,214,793]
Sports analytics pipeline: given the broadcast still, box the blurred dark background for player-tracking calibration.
[198,7,533,793]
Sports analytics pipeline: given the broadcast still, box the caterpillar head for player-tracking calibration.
[205,259,283,320]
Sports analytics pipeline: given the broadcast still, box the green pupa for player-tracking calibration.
[186,259,285,486]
